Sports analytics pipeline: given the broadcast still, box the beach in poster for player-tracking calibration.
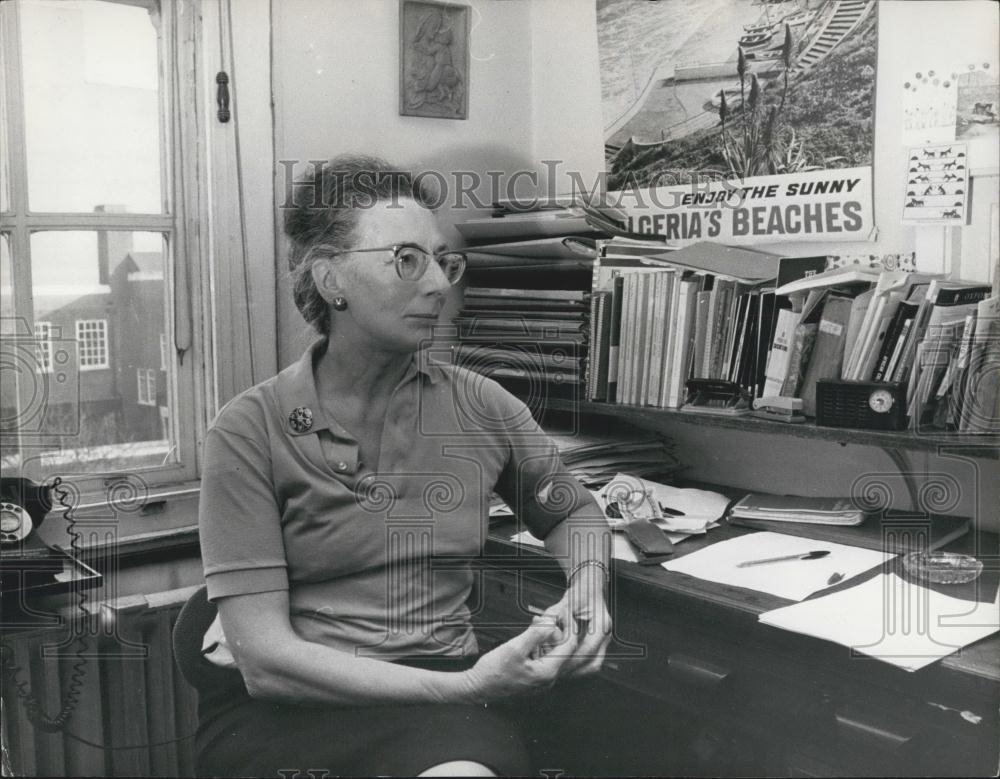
[598,0,877,244]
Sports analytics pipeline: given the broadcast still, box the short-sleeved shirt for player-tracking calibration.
[198,338,595,659]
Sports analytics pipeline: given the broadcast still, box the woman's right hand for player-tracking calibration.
[462,617,574,702]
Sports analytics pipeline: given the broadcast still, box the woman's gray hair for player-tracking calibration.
[283,154,434,336]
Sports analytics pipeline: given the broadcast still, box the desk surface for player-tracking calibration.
[485,515,1000,688]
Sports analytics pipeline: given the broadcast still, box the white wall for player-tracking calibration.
[529,1,606,198]
[272,0,544,359]
[266,0,999,526]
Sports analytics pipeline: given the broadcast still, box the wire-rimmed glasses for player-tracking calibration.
[329,243,466,285]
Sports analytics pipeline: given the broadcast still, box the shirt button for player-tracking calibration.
[336,461,349,472]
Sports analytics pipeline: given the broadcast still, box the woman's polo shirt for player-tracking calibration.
[198,339,595,659]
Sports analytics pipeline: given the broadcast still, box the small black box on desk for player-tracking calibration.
[815,380,908,431]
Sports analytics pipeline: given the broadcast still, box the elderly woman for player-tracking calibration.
[195,155,612,777]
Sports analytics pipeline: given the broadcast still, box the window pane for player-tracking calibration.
[0,235,12,329]
[20,0,163,213]
[0,10,10,215]
[1,230,178,474]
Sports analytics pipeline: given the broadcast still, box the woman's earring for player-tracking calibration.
[332,296,348,311]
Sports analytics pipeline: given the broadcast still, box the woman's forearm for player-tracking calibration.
[241,635,477,706]
[543,505,613,584]
[218,592,478,707]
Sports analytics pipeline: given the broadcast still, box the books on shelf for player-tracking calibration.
[799,293,855,417]
[759,268,998,430]
[906,284,993,430]
[454,209,997,437]
[588,243,822,407]
[762,305,801,397]
[729,493,865,526]
[774,265,880,296]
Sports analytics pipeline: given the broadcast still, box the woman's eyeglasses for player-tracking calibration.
[330,243,466,285]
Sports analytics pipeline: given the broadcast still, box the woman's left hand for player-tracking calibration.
[533,573,611,677]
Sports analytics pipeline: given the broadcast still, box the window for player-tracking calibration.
[137,368,157,407]
[0,0,204,489]
[75,319,108,370]
[1,0,275,507]
[33,320,52,373]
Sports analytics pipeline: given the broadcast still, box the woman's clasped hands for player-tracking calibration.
[460,616,573,702]
[463,584,612,703]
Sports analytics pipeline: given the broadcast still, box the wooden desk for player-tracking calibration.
[2,530,996,777]
[474,520,1000,777]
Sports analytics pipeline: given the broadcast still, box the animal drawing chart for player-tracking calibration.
[902,142,969,224]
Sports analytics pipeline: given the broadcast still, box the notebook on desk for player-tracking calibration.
[728,511,971,553]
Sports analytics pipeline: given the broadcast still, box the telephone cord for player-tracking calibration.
[2,479,198,750]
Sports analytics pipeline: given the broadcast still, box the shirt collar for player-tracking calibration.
[276,338,444,437]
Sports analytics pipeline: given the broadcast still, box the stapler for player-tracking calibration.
[679,379,752,416]
[752,395,806,423]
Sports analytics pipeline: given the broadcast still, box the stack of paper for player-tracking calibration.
[544,429,681,488]
[594,474,729,536]
[728,493,864,526]
[759,574,1000,672]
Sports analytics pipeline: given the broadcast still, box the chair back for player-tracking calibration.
[172,585,234,693]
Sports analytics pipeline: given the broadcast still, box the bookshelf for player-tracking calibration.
[455,216,999,487]
[536,396,1000,459]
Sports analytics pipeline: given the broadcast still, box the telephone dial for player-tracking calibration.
[1,476,53,555]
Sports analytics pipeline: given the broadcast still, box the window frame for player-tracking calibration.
[1,0,276,544]
[0,0,207,497]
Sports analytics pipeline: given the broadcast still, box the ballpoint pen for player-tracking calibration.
[736,550,830,568]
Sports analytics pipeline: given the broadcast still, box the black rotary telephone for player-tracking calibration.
[0,476,54,559]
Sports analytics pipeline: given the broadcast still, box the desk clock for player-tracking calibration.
[815,379,908,430]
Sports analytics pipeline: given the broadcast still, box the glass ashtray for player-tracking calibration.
[902,552,983,584]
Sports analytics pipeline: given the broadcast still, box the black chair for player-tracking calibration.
[172,584,236,694]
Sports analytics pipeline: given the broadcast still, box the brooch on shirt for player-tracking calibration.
[288,406,313,433]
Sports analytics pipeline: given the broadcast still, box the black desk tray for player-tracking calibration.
[1,546,102,605]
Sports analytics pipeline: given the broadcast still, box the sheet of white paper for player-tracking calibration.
[760,574,1000,672]
[661,531,894,601]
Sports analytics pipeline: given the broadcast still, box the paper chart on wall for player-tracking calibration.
[902,142,969,224]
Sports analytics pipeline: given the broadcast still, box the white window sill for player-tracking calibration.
[40,482,202,558]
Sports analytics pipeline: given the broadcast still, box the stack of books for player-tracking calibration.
[454,206,671,397]
[770,266,996,429]
[589,241,826,407]
[454,286,590,387]
[454,208,998,432]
